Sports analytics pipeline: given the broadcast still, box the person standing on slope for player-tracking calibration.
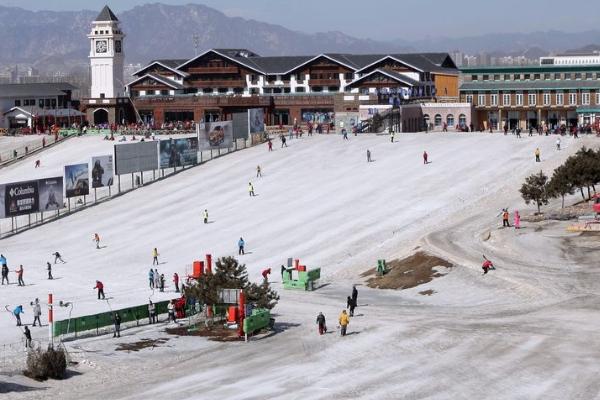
[23,326,32,348]
[2,263,9,285]
[148,268,154,289]
[173,272,180,293]
[514,210,521,229]
[248,182,255,197]
[159,274,165,292]
[423,151,429,165]
[338,310,349,336]
[367,149,372,163]
[154,269,160,289]
[390,129,395,143]
[535,147,541,162]
[152,248,159,265]
[47,262,53,280]
[316,312,327,335]
[113,312,121,338]
[32,298,42,327]
[347,296,357,317]
[502,209,510,228]
[351,285,358,308]
[267,140,273,152]
[556,138,561,151]
[15,265,24,286]
[94,280,105,299]
[238,237,245,255]
[203,209,209,224]
[93,233,101,249]
[256,165,262,178]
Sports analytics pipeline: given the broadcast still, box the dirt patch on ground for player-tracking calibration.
[115,338,169,352]
[165,324,241,342]
[361,251,453,290]
[419,289,436,296]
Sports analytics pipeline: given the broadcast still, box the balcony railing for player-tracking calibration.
[309,79,341,86]
[189,80,246,88]
[187,66,240,74]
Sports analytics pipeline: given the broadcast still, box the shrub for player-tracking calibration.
[24,347,67,381]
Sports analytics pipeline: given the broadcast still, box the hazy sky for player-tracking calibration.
[3,0,600,41]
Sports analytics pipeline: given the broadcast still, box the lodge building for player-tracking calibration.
[460,63,600,131]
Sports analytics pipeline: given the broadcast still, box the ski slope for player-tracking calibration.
[1,132,598,399]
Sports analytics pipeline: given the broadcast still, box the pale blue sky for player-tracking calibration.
[2,0,599,41]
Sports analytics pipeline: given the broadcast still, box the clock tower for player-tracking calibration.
[88,5,124,99]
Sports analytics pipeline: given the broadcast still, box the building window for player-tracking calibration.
[569,92,577,105]
[160,90,168,95]
[503,93,511,106]
[493,75,500,81]
[491,94,498,106]
[504,74,511,81]
[524,74,530,80]
[482,75,489,81]
[446,114,454,126]
[14,100,21,107]
[471,75,477,81]
[434,114,442,126]
[534,74,541,80]
[543,93,551,106]
[528,94,536,106]
[582,92,590,105]
[478,94,486,106]
[556,92,564,105]
[516,93,523,106]
[466,95,473,103]
[296,87,305,93]
[544,73,551,80]
[459,114,467,127]
[344,73,353,80]
[575,73,582,79]
[596,92,600,105]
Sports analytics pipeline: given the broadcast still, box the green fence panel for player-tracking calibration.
[243,309,271,334]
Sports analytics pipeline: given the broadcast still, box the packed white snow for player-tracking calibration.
[1,132,599,399]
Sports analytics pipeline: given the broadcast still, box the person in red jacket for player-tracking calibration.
[94,280,105,299]
[173,272,180,293]
[482,258,495,275]
[267,140,273,151]
[423,151,429,165]
[16,265,24,286]
[261,268,271,283]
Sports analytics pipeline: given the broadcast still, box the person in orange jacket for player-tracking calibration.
[338,310,350,336]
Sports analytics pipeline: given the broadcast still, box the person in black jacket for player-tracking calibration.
[347,296,356,317]
[24,326,32,348]
[113,312,121,338]
[351,285,358,307]
[316,312,327,335]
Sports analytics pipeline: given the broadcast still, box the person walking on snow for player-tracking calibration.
[281,135,287,147]
[16,265,24,286]
[248,182,255,197]
[13,305,24,326]
[338,310,349,336]
[152,248,159,265]
[94,280,105,299]
[556,138,561,151]
[113,312,121,338]
[351,285,358,308]
[2,263,9,285]
[267,140,273,152]
[238,237,245,255]
[93,233,101,249]
[390,130,395,143]
[347,296,357,317]
[367,149,372,163]
[47,262,53,280]
[23,326,32,348]
[342,129,348,140]
[535,148,541,162]
[53,252,65,264]
[256,165,262,178]
[203,209,209,224]
[148,268,154,289]
[262,268,271,283]
[154,269,160,289]
[148,300,157,324]
[159,274,165,292]
[316,312,327,335]
[32,298,42,327]
[502,209,510,228]
[514,210,521,229]
[173,272,180,293]
[423,151,429,164]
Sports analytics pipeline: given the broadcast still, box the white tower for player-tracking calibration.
[88,6,124,99]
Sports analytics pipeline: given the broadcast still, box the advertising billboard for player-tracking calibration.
[38,176,64,212]
[4,180,39,217]
[159,137,198,168]
[64,163,89,198]
[114,141,159,175]
[359,105,392,122]
[91,155,114,188]
[197,121,233,150]
[336,112,360,133]
[248,108,265,134]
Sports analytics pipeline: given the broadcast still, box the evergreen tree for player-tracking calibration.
[245,282,280,310]
[520,170,549,213]
[547,165,573,208]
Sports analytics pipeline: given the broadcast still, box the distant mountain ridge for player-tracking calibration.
[0,3,599,72]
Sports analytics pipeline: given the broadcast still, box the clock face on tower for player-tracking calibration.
[95,40,108,53]
[115,40,122,53]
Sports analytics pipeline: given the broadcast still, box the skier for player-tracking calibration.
[514,210,521,229]
[154,269,160,289]
[256,165,262,178]
[148,268,154,289]
[261,268,271,283]
[1,263,8,285]
[23,326,32,348]
[367,149,372,163]
[338,310,349,336]
[167,300,176,323]
[535,148,541,162]
[13,305,24,326]
[281,135,287,147]
[47,262,53,280]
[556,138,561,151]
[34,159,41,168]
[152,248,159,265]
[390,130,395,143]
[53,251,65,264]
[16,265,24,286]
[347,296,356,317]
[316,312,327,335]
[482,257,495,275]
[502,209,510,228]
[248,182,255,197]
[203,209,209,224]
[267,140,273,152]
[94,280,105,299]
[351,285,358,308]
[32,299,42,327]
[113,312,121,338]
[423,151,429,165]
[93,233,101,249]
[148,300,156,324]
[159,274,165,292]
[238,237,245,255]
[173,272,180,293]
[342,129,348,140]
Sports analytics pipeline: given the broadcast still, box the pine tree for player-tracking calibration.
[245,282,280,310]
[547,165,573,208]
[520,170,549,213]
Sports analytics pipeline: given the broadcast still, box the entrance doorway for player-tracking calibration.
[93,109,109,125]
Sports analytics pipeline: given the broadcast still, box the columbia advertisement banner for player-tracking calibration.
[248,108,265,134]
[4,180,39,217]
[38,177,64,212]
[197,121,233,150]
[91,155,114,188]
[159,137,199,168]
[64,163,90,198]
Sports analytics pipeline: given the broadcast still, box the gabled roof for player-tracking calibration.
[95,6,118,22]
[126,74,185,90]
[346,69,422,88]
[3,106,85,117]
[0,82,76,98]
[354,55,424,74]
[244,56,314,74]
[280,54,359,75]
[132,60,189,78]
[177,49,265,74]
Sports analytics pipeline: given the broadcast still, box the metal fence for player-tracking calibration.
[0,134,66,166]
[0,137,258,239]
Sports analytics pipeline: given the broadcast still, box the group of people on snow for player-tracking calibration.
[316,285,359,337]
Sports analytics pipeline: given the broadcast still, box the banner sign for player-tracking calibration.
[91,155,114,188]
[64,163,90,198]
[159,137,198,168]
[4,180,39,217]
[248,108,265,134]
[38,176,64,212]
[114,142,159,175]
[197,121,233,150]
